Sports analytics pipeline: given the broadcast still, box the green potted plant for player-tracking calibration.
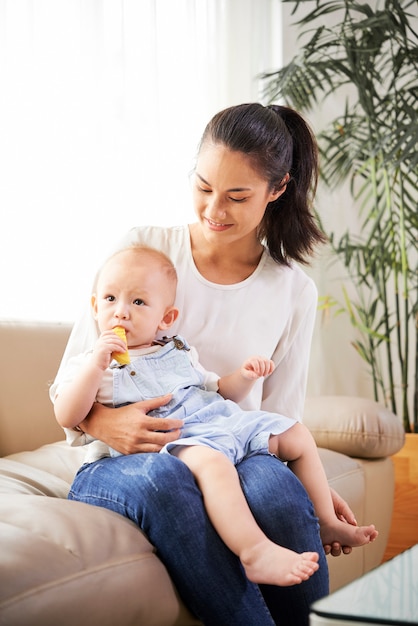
[261,0,418,432]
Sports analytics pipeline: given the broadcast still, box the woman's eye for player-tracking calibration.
[230,197,247,203]
[133,298,145,306]
[197,185,211,193]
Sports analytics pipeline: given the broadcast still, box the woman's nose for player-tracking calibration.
[206,196,226,220]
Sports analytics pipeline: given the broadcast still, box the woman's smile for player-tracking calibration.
[205,217,233,231]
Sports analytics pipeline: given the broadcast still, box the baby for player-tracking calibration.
[54,244,378,587]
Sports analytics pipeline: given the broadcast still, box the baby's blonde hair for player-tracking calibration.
[96,244,178,302]
[120,244,177,282]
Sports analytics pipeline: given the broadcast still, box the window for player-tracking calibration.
[0,0,281,321]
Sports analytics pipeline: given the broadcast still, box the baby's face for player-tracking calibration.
[92,250,177,349]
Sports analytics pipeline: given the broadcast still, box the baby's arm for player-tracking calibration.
[217,357,275,403]
[54,330,127,429]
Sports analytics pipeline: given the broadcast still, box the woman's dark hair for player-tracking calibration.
[199,103,326,265]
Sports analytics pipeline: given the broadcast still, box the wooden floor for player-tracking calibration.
[382,433,418,562]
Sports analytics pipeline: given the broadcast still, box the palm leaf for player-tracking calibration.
[261,0,418,430]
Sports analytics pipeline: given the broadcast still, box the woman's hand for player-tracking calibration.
[79,396,183,455]
[324,488,357,556]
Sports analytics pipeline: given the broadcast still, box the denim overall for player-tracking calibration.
[112,336,295,463]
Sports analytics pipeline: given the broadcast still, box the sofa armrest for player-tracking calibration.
[303,396,405,459]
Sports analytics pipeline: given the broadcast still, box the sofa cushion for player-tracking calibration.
[0,494,197,626]
[304,396,405,458]
[0,442,199,626]
[0,321,70,457]
[2,441,85,490]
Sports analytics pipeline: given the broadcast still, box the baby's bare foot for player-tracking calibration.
[321,520,378,550]
[241,541,319,587]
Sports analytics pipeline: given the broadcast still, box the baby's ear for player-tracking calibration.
[91,294,99,319]
[159,306,179,330]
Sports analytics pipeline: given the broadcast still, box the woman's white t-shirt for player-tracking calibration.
[51,224,318,445]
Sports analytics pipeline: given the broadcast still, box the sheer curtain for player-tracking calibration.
[0,0,281,322]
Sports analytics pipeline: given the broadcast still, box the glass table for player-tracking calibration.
[310,545,418,625]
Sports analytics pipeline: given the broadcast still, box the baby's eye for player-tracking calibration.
[133,298,145,306]
[105,295,115,302]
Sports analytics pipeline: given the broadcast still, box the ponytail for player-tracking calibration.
[200,103,326,265]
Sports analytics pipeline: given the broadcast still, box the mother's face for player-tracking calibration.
[192,143,283,246]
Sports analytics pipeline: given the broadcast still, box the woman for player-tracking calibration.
[52,103,356,625]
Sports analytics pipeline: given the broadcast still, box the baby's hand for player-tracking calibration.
[91,330,127,370]
[241,356,275,380]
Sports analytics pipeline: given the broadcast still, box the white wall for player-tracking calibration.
[0,0,281,323]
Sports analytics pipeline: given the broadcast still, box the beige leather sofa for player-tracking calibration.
[0,320,405,626]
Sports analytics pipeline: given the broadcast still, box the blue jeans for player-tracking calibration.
[68,453,329,625]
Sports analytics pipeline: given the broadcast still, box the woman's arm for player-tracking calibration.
[260,279,357,552]
[79,398,184,455]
